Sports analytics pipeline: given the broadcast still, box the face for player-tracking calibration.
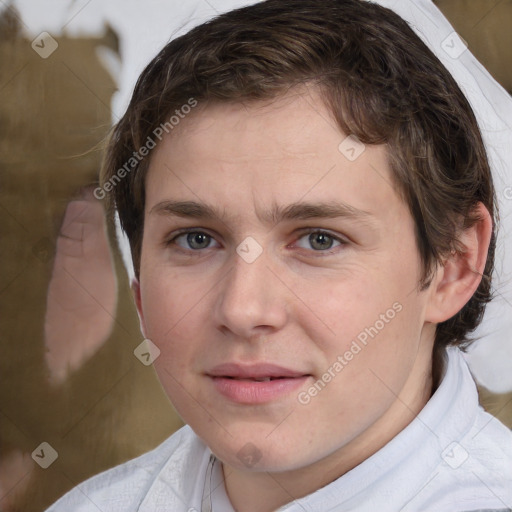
[135,90,436,473]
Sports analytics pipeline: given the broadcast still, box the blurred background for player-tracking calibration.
[0,1,511,510]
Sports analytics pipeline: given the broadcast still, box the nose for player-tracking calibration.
[213,249,288,339]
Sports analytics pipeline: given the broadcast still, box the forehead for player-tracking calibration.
[173,92,334,158]
[145,90,400,221]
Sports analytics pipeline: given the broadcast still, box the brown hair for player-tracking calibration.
[101,0,496,360]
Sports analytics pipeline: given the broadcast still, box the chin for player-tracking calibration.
[200,428,321,473]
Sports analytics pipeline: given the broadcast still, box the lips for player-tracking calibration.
[208,362,308,379]
[207,362,311,404]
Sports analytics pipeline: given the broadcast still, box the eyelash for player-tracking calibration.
[165,228,348,255]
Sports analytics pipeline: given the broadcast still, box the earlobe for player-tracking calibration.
[131,277,148,338]
[425,202,492,324]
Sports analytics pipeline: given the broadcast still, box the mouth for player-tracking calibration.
[221,376,289,382]
[207,362,310,379]
[206,363,312,404]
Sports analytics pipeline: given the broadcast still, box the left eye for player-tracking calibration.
[174,231,216,250]
[295,231,344,251]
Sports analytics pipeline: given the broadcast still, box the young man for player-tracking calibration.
[47,0,512,510]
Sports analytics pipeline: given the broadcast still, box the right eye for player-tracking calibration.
[170,230,219,251]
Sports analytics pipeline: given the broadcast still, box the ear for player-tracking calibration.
[425,202,493,323]
[131,277,148,338]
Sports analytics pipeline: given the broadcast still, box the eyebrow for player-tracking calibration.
[149,200,374,225]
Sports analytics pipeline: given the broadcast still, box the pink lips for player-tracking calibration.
[207,363,311,404]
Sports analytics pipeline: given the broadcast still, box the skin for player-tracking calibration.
[45,188,117,384]
[133,89,492,512]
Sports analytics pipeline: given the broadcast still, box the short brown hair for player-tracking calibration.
[101,0,496,359]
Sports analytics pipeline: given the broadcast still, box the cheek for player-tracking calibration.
[139,267,208,360]
[139,271,210,418]
[300,264,425,373]
[295,271,394,346]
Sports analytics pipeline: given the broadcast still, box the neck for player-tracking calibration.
[222,342,434,512]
